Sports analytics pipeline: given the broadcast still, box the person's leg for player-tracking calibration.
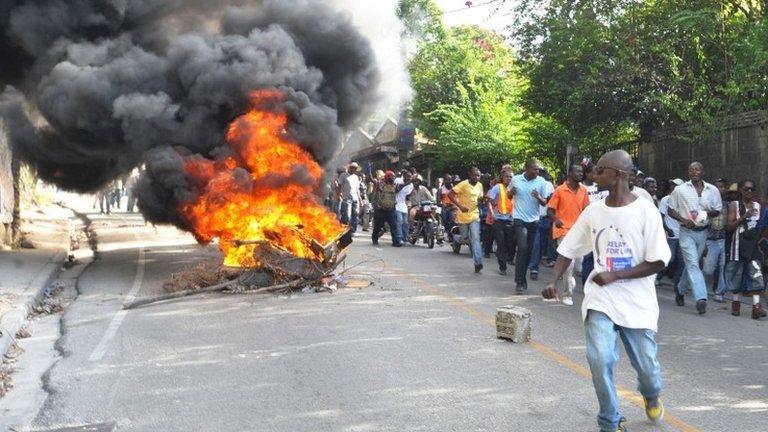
[714,240,727,297]
[582,252,594,286]
[387,210,398,245]
[544,220,557,264]
[401,209,409,242]
[618,326,662,401]
[524,221,538,273]
[529,221,542,275]
[349,200,359,233]
[678,229,708,300]
[372,209,384,244]
[514,220,530,286]
[469,220,483,266]
[558,238,576,299]
[340,200,350,225]
[585,310,623,432]
[493,221,508,271]
[393,211,405,245]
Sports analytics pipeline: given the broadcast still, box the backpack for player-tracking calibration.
[375,183,397,211]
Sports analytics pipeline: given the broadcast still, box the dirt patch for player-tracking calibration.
[162,260,241,293]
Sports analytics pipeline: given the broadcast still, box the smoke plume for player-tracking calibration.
[0,0,382,226]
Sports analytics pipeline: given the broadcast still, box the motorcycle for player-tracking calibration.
[408,200,442,249]
[449,224,473,255]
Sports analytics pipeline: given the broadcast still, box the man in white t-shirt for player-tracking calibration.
[339,162,362,233]
[543,150,671,432]
[658,179,685,289]
[393,171,414,247]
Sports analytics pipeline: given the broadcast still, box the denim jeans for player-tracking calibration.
[725,260,765,294]
[678,228,709,301]
[394,210,408,245]
[529,217,554,272]
[459,220,483,265]
[665,238,685,288]
[703,239,726,295]
[514,219,539,285]
[585,310,662,432]
[340,200,359,233]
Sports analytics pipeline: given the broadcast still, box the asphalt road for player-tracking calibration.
[24,212,768,432]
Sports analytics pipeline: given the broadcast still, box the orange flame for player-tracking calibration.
[181,90,344,267]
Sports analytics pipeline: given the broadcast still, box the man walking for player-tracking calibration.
[393,171,414,247]
[667,162,722,314]
[371,171,398,246]
[510,158,550,293]
[546,164,590,305]
[488,169,515,275]
[449,167,485,273]
[704,179,728,302]
[658,179,685,289]
[543,150,670,432]
[339,162,362,234]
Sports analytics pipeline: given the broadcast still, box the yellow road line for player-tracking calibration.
[397,271,700,432]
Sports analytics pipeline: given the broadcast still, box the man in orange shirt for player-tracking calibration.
[547,164,590,306]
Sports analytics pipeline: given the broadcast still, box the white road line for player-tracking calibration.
[88,224,146,362]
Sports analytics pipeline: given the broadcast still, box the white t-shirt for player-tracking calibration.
[584,183,608,204]
[538,181,555,217]
[557,197,671,332]
[395,182,414,213]
[631,186,655,204]
[658,196,679,239]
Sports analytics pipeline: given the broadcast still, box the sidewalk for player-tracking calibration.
[0,203,72,359]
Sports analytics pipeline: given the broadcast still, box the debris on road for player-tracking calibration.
[496,305,532,343]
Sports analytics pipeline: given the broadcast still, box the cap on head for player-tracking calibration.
[384,170,395,180]
[348,162,360,171]
[671,178,684,186]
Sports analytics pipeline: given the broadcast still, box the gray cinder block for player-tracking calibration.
[496,305,532,343]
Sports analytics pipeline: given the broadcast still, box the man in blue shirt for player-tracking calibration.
[510,158,550,293]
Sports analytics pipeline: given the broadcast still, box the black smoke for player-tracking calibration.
[0,0,380,226]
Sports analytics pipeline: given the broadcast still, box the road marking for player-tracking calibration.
[88,226,146,362]
[392,269,701,432]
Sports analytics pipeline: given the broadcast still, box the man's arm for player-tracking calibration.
[667,207,695,229]
[448,188,468,213]
[592,261,666,286]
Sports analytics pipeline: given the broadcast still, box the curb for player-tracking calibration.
[0,250,66,360]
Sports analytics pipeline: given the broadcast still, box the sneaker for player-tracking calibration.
[675,293,684,307]
[530,271,539,281]
[498,268,507,276]
[713,294,725,303]
[562,296,574,306]
[474,263,483,273]
[515,284,525,295]
[696,299,707,315]
[643,396,664,422]
[732,300,741,316]
[372,239,379,246]
[752,303,766,320]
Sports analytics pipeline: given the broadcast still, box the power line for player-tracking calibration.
[443,0,503,15]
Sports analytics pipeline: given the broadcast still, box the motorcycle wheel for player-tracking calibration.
[425,224,435,249]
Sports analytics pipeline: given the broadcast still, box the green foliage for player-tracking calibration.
[512,0,768,149]
[397,0,446,43]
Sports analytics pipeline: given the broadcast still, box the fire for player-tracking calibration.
[181,90,344,267]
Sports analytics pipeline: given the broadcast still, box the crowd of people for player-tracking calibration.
[329,157,768,320]
[329,151,766,432]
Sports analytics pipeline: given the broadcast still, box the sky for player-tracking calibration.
[435,0,513,33]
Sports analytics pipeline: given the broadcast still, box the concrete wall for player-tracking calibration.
[639,111,768,195]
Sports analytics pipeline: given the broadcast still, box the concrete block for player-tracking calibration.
[496,305,531,343]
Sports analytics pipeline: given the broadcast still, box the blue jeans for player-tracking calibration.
[340,200,359,233]
[458,220,483,265]
[703,239,726,295]
[678,228,709,301]
[666,238,685,288]
[529,217,553,272]
[585,310,662,432]
[394,210,409,245]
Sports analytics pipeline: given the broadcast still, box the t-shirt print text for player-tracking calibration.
[594,225,635,275]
